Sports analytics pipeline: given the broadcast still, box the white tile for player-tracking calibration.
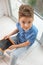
[0,16,16,40]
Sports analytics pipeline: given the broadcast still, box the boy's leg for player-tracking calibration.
[9,47,27,65]
[10,53,17,65]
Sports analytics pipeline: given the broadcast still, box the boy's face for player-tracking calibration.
[19,17,33,31]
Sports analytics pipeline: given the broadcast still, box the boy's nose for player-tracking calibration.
[25,24,28,27]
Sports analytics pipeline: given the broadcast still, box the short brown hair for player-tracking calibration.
[19,4,34,18]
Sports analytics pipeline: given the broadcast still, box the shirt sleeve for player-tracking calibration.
[16,23,22,32]
[27,32,38,46]
[16,23,19,30]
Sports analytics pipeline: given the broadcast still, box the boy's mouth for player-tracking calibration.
[23,28,29,31]
[23,26,31,31]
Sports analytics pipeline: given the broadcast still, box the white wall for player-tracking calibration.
[0,0,9,17]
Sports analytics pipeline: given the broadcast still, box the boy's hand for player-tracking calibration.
[3,35,9,40]
[8,45,16,50]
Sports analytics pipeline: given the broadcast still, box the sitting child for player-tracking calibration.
[3,4,38,65]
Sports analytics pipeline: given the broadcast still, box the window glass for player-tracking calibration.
[9,0,23,19]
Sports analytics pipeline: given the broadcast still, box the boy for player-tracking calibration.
[4,4,38,65]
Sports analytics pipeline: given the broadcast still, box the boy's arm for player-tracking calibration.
[9,41,30,50]
[8,28,19,36]
[3,28,19,40]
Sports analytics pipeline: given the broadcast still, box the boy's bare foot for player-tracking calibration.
[4,49,12,56]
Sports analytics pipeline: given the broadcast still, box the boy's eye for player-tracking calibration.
[22,21,25,24]
[28,21,31,24]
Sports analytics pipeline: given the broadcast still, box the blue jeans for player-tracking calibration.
[9,35,29,65]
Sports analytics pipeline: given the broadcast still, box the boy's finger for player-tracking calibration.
[8,46,12,49]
